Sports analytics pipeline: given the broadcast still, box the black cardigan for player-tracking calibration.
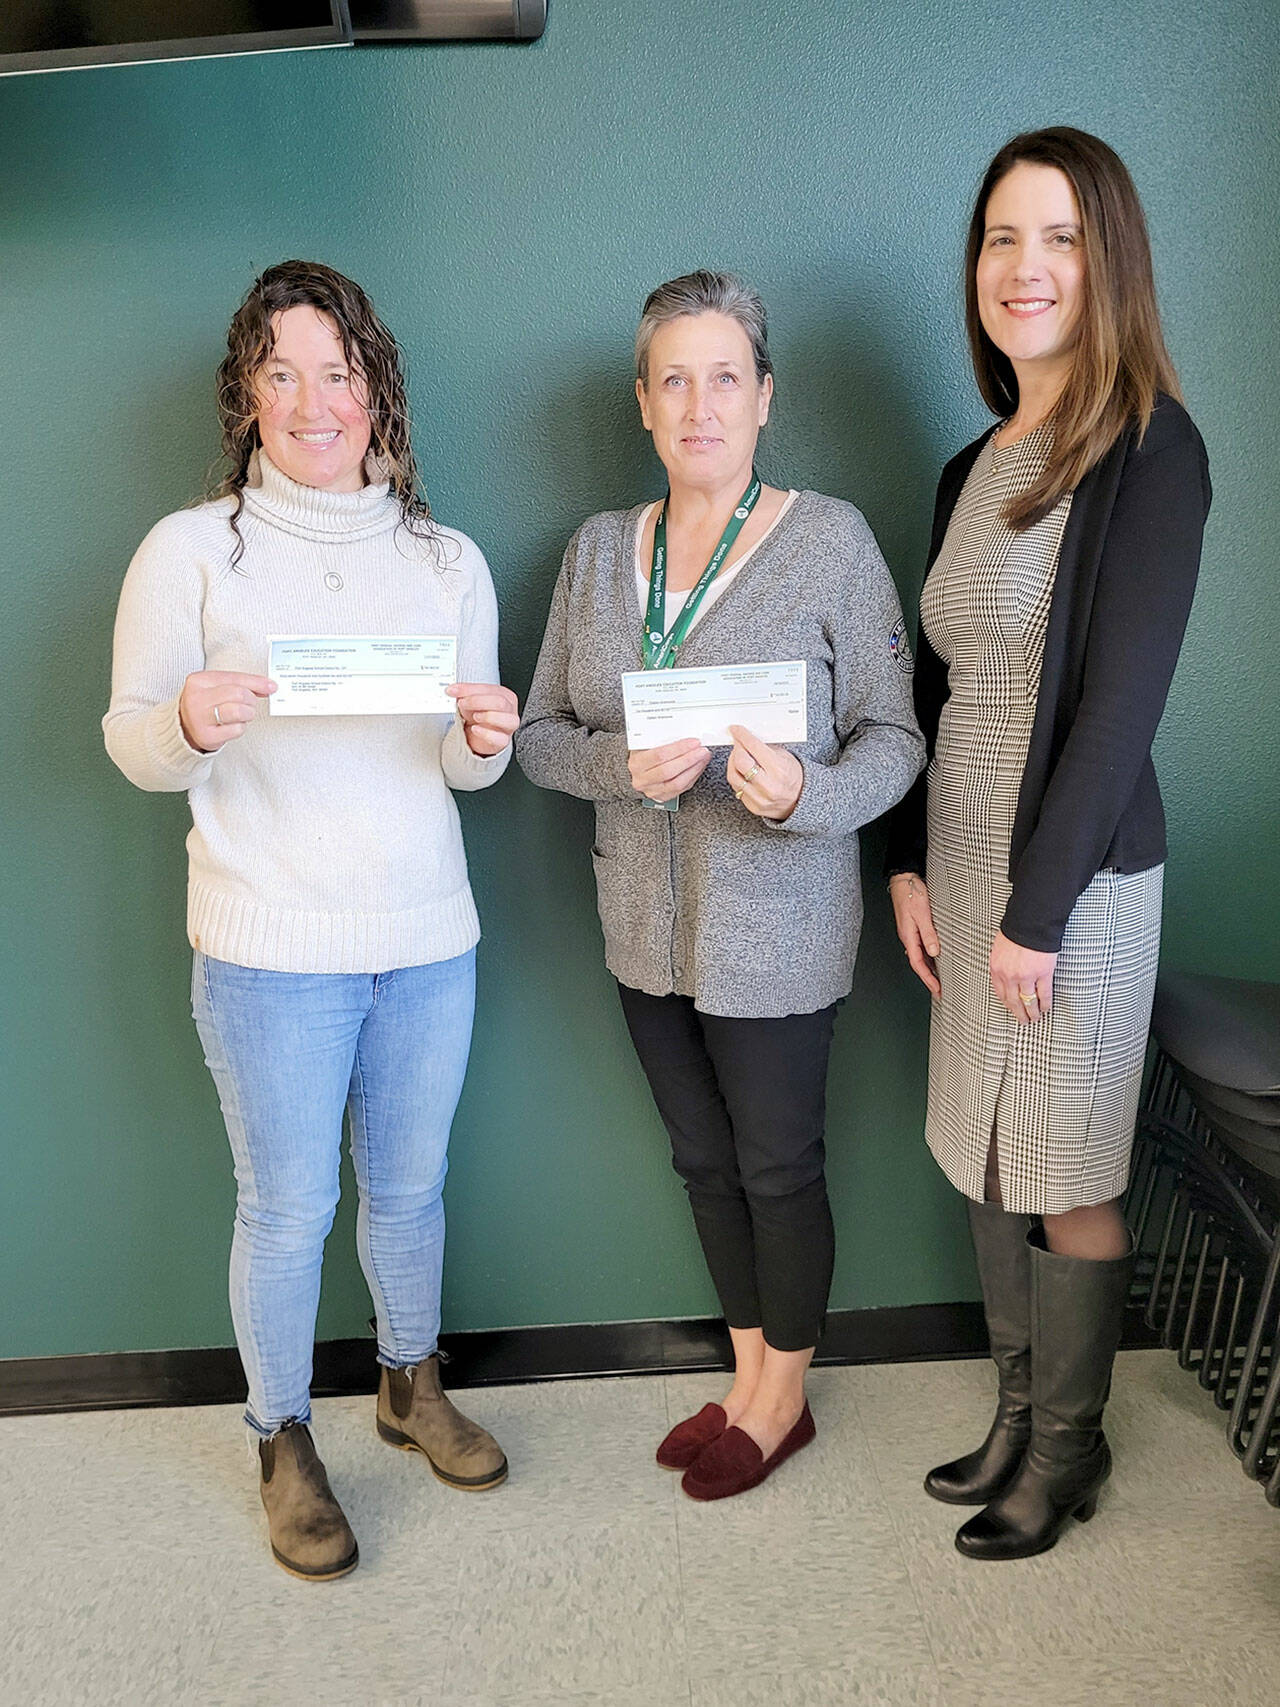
[885,394,1212,954]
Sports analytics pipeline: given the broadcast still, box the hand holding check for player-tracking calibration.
[180,653,517,758]
[622,659,806,815]
[628,739,712,804]
[180,670,277,752]
[446,683,520,756]
[627,725,801,819]
[726,724,803,821]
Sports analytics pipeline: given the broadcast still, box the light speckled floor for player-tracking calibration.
[3,1350,1277,1706]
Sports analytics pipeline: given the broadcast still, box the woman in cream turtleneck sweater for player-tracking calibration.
[104,262,518,1581]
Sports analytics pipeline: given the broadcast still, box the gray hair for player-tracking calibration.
[635,270,773,387]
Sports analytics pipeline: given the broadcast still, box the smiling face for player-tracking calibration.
[636,312,772,493]
[253,303,373,491]
[976,161,1086,393]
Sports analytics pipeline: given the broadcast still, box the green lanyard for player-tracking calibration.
[642,472,761,670]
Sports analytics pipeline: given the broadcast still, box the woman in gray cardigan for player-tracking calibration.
[517,271,923,1500]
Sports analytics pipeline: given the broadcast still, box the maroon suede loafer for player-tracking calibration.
[681,1402,816,1501]
[656,1402,728,1470]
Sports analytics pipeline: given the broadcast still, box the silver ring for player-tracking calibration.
[212,704,222,727]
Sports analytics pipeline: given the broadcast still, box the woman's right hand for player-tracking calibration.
[179,671,276,753]
[889,872,941,996]
[627,738,711,804]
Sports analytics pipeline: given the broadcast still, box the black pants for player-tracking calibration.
[617,983,838,1352]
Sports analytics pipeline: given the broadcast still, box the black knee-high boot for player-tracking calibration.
[955,1226,1134,1560]
[925,1198,1033,1505]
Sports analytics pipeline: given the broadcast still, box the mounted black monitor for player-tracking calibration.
[349,1,546,39]
[0,3,352,76]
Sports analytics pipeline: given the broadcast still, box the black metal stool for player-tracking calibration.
[1128,971,1280,1502]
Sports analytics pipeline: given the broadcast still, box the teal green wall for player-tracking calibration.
[2,2,1276,1360]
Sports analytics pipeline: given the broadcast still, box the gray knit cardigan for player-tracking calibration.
[516,491,925,1017]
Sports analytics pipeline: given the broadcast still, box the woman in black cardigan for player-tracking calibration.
[887,128,1210,1560]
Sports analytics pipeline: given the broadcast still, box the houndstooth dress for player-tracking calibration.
[922,426,1163,1215]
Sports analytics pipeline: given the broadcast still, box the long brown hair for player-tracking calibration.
[210,260,433,563]
[965,127,1181,529]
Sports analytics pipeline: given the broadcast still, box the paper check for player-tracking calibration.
[268,636,457,717]
[621,660,808,749]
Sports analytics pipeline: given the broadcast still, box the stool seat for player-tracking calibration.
[1152,971,1280,1094]
[1177,1067,1280,1127]
[1186,1093,1280,1155]
[1219,1132,1280,1185]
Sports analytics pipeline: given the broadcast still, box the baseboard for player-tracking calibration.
[0,1302,1161,1417]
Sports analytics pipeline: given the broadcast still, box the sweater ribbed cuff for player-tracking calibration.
[150,697,216,788]
[768,758,835,836]
[442,720,514,791]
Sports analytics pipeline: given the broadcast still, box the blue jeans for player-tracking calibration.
[191,948,476,1437]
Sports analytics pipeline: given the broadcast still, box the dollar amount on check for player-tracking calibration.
[621,660,808,749]
[268,636,458,717]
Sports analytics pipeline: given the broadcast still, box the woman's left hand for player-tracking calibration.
[726,725,804,822]
[447,683,520,756]
[989,930,1057,1025]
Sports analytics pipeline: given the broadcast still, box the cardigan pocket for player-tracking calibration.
[590,847,668,971]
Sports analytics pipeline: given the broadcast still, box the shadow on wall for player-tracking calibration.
[87,356,227,1041]
[16,353,219,1146]
[777,258,966,579]
[498,350,653,682]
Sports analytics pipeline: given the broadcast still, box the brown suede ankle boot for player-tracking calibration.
[377,1355,508,1491]
[258,1422,358,1581]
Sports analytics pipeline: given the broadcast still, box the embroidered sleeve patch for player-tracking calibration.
[889,619,914,673]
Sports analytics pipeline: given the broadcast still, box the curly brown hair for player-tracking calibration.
[211,260,434,563]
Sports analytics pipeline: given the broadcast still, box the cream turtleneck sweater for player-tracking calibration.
[104,454,510,973]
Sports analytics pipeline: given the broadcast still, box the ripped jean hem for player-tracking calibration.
[375,1341,439,1372]
[245,1405,311,1443]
